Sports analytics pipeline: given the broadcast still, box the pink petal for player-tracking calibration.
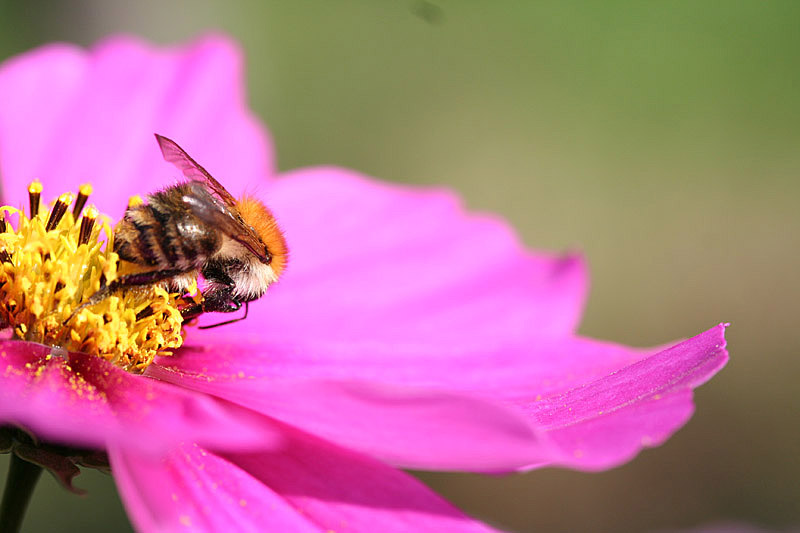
[157,332,648,395]
[149,325,726,472]
[520,323,729,471]
[109,443,319,533]
[192,166,588,340]
[0,340,278,453]
[148,360,551,471]
[111,424,498,533]
[0,34,271,217]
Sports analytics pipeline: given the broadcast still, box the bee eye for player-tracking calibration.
[264,247,272,265]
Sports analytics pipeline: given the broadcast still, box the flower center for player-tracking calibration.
[0,183,191,372]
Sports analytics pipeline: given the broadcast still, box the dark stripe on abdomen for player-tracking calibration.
[149,205,182,265]
[130,216,160,266]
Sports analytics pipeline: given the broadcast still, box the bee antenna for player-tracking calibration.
[198,301,249,330]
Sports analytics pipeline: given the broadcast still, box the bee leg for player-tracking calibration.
[108,269,189,289]
[187,284,251,329]
[198,301,249,330]
[179,302,204,322]
[178,299,235,323]
[181,292,246,326]
[199,284,242,313]
[63,269,187,325]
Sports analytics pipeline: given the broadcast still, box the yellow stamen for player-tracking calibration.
[0,185,192,372]
[78,206,98,246]
[45,193,73,231]
[72,183,93,218]
[28,180,42,218]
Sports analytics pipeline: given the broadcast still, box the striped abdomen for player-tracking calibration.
[114,186,221,272]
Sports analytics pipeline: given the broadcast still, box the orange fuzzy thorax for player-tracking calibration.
[237,196,288,276]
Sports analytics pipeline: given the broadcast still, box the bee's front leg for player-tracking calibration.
[201,285,242,313]
[186,287,249,329]
[186,263,249,327]
[179,286,240,321]
[178,302,204,322]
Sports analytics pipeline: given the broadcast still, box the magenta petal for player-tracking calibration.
[155,333,648,395]
[522,324,730,470]
[197,166,588,341]
[111,426,498,533]
[0,341,279,453]
[0,34,271,217]
[109,444,319,532]
[148,359,550,471]
[149,325,726,472]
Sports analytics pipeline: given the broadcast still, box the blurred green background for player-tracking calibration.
[1,1,798,531]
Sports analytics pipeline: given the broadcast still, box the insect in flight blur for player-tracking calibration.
[75,134,287,327]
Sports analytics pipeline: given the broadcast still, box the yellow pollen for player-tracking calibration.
[27,181,43,195]
[0,185,191,372]
[127,195,143,208]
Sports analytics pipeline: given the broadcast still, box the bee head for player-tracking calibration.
[236,196,288,277]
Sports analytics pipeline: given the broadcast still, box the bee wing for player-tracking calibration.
[155,134,238,207]
[181,182,269,262]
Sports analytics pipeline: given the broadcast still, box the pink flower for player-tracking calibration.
[0,35,728,531]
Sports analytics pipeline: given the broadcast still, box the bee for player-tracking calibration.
[73,134,287,326]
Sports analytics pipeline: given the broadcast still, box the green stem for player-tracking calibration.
[0,453,43,533]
